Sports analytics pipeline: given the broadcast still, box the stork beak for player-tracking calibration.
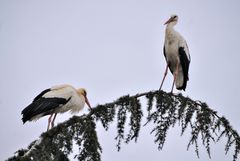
[85,96,92,110]
[164,17,173,25]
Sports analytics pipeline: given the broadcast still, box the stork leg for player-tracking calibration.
[47,114,53,131]
[159,64,168,91]
[51,113,57,128]
[171,76,175,93]
[171,62,179,93]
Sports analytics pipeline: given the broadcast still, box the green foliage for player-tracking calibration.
[7,90,240,161]
[8,116,101,161]
[144,91,240,161]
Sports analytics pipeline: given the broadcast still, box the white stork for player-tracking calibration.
[159,15,191,92]
[21,84,92,131]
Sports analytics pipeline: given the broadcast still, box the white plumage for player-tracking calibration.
[159,15,191,92]
[42,85,86,114]
[21,84,92,130]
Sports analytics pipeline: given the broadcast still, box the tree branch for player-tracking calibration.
[7,90,240,161]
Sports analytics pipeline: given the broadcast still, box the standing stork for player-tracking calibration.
[159,15,191,92]
[21,84,92,131]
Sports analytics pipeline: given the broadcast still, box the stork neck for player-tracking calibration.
[166,22,176,30]
[165,24,176,35]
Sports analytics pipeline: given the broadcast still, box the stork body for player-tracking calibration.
[21,84,92,130]
[159,15,190,92]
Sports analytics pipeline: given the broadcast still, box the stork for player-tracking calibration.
[21,84,92,131]
[159,15,191,93]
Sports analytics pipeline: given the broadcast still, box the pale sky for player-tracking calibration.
[1,0,240,161]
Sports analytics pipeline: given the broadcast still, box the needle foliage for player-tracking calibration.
[7,90,240,161]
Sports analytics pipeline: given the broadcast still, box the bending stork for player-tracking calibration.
[21,84,92,131]
[159,15,191,92]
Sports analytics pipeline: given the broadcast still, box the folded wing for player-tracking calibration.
[21,85,74,123]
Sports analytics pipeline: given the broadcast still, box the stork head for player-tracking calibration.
[77,88,92,110]
[164,15,178,26]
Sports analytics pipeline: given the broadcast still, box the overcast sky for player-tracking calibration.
[1,0,240,161]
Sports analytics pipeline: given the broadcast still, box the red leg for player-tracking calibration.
[47,114,53,131]
[159,64,168,91]
[51,113,57,128]
[171,75,176,93]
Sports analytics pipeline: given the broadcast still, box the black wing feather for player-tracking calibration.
[21,88,51,115]
[33,88,51,102]
[21,97,71,123]
[163,46,166,58]
[178,47,190,90]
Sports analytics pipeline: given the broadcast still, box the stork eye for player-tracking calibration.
[173,16,177,18]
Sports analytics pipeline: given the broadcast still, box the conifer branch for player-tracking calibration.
[7,90,240,161]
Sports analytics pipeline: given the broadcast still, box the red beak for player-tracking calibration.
[164,17,174,25]
[85,96,92,110]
